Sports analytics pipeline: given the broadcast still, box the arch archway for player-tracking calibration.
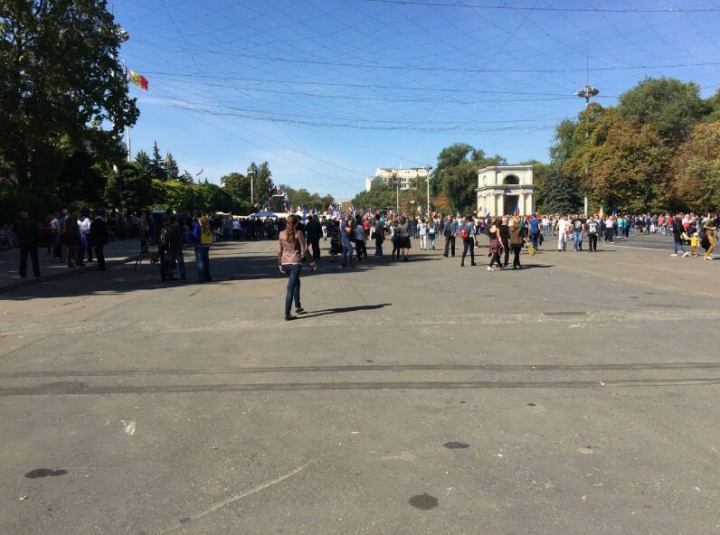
[503,175,520,185]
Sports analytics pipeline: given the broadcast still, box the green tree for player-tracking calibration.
[617,77,709,146]
[178,170,194,184]
[351,180,396,209]
[134,150,152,175]
[198,181,235,213]
[150,142,165,181]
[254,161,275,204]
[278,184,334,210]
[56,149,105,205]
[672,120,720,212]
[540,170,582,214]
[433,144,506,213]
[165,152,179,181]
[0,0,139,189]
[221,172,250,201]
[104,161,152,210]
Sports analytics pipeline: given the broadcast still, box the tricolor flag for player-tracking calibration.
[130,70,149,91]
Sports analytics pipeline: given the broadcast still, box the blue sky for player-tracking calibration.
[114,0,720,199]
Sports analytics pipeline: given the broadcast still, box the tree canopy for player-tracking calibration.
[0,0,138,190]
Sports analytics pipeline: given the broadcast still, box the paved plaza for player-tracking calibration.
[1,237,719,534]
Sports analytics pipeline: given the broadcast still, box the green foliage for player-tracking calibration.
[351,180,396,209]
[0,186,55,223]
[433,144,506,212]
[540,170,582,214]
[617,77,709,145]
[56,150,106,206]
[134,150,152,175]
[278,184,334,209]
[246,161,275,204]
[198,181,235,213]
[165,153,179,181]
[178,170,194,184]
[221,172,250,200]
[672,121,720,213]
[0,0,138,189]
[104,162,152,210]
[150,142,166,181]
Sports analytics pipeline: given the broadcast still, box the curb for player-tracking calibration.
[0,255,136,295]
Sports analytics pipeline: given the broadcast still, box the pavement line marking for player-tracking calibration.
[158,459,315,534]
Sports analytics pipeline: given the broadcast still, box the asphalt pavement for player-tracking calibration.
[0,237,718,535]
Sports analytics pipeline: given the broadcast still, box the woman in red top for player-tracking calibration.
[278,215,317,321]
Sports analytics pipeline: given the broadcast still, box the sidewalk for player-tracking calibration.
[0,239,142,294]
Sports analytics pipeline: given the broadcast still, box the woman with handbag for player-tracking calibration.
[487,218,503,271]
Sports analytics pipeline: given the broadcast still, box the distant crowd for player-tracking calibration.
[4,208,718,282]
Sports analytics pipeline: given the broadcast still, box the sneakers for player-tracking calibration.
[487,266,493,271]
[295,308,305,314]
[284,315,297,321]
[682,252,690,258]
[670,253,678,257]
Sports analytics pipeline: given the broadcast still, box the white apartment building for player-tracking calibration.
[365,167,430,192]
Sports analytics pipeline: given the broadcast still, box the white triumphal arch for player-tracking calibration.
[476,165,535,217]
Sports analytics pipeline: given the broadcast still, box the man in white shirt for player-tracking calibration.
[556,216,569,251]
[78,213,92,262]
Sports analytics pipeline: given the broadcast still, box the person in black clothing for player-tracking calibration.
[89,210,109,271]
[16,211,41,278]
[498,216,511,267]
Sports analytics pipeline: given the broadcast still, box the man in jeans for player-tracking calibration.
[443,215,457,258]
[191,212,213,282]
[528,213,540,250]
[340,214,355,268]
[571,215,585,251]
[671,214,690,258]
[586,216,599,253]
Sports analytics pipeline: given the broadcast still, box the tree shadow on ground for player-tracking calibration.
[0,241,437,301]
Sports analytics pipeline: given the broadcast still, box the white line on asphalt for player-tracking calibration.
[158,459,316,534]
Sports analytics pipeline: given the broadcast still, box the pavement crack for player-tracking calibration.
[158,459,315,534]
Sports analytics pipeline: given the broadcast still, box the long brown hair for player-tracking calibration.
[285,215,298,243]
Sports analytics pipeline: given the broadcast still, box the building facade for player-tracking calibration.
[476,165,535,216]
[365,167,430,192]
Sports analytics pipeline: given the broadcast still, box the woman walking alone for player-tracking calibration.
[278,215,317,321]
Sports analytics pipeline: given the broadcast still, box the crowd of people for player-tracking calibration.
[5,206,718,285]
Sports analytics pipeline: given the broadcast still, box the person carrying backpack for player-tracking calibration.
[460,215,476,267]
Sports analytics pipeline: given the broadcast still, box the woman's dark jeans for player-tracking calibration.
[283,264,302,316]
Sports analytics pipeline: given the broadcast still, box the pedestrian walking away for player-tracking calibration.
[278,215,317,321]
[460,215,476,266]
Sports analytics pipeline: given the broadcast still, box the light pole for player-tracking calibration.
[575,54,599,215]
[424,165,432,216]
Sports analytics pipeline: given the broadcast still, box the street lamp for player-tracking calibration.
[424,165,432,216]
